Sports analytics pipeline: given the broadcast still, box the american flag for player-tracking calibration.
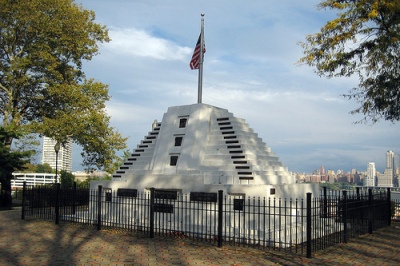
[190,34,205,70]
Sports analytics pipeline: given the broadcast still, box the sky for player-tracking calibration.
[71,0,400,174]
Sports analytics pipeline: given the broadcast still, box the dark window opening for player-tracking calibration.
[179,118,187,128]
[174,136,183,146]
[227,145,241,149]
[104,189,112,202]
[233,160,247,164]
[270,188,276,195]
[170,156,179,166]
[238,172,252,175]
[236,166,250,169]
[239,176,254,180]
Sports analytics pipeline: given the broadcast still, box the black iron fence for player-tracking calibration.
[21,183,395,258]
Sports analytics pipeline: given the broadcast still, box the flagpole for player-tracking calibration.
[197,14,205,104]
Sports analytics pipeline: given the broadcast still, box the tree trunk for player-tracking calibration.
[0,174,12,209]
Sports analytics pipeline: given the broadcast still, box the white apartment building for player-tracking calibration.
[377,168,394,187]
[364,162,376,187]
[42,136,73,173]
[11,173,57,188]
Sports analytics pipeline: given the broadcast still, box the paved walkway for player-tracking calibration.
[1,208,400,265]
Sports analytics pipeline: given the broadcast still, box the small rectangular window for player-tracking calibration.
[170,155,178,166]
[174,136,183,146]
[270,188,276,195]
[179,118,187,128]
[104,188,112,202]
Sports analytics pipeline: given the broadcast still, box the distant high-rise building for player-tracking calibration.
[364,162,376,187]
[381,150,395,187]
[377,169,393,187]
[320,166,325,175]
[386,151,395,169]
[397,154,400,176]
[42,137,73,173]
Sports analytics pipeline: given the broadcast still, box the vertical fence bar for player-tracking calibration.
[218,190,223,248]
[306,192,312,258]
[55,183,60,225]
[368,188,373,234]
[387,188,391,226]
[343,190,348,244]
[72,182,77,215]
[149,187,155,238]
[21,181,26,220]
[97,185,102,231]
[323,187,327,218]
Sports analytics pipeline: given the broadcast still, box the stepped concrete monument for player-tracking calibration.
[92,103,318,198]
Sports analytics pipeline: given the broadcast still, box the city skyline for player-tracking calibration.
[70,0,400,173]
[308,151,399,175]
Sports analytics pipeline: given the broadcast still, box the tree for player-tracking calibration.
[299,0,400,122]
[60,170,75,188]
[0,0,127,172]
[0,127,31,209]
[35,163,53,173]
[105,149,131,175]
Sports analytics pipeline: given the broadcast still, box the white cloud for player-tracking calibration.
[105,28,192,61]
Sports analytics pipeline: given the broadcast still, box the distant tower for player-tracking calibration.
[320,165,325,175]
[386,151,395,169]
[387,150,395,184]
[42,137,73,172]
[377,150,394,187]
[397,154,400,176]
[364,162,376,187]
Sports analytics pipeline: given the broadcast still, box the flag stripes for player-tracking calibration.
[190,34,205,70]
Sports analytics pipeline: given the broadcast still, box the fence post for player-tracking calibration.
[356,187,360,201]
[55,183,60,225]
[21,182,26,220]
[72,182,77,215]
[323,187,327,218]
[368,188,373,234]
[306,192,312,258]
[343,190,348,244]
[387,188,391,226]
[149,187,155,238]
[218,190,223,248]
[97,185,102,231]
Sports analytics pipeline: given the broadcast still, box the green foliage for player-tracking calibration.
[391,200,397,218]
[320,182,355,190]
[19,163,53,173]
[76,175,110,188]
[35,163,53,173]
[0,0,127,172]
[59,170,75,188]
[299,0,400,122]
[104,149,131,174]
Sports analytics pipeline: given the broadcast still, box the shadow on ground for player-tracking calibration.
[1,208,400,265]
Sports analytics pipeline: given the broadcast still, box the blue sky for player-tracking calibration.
[73,0,400,174]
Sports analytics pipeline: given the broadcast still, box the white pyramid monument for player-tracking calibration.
[93,103,318,198]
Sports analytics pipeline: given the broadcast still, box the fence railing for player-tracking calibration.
[20,183,395,258]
